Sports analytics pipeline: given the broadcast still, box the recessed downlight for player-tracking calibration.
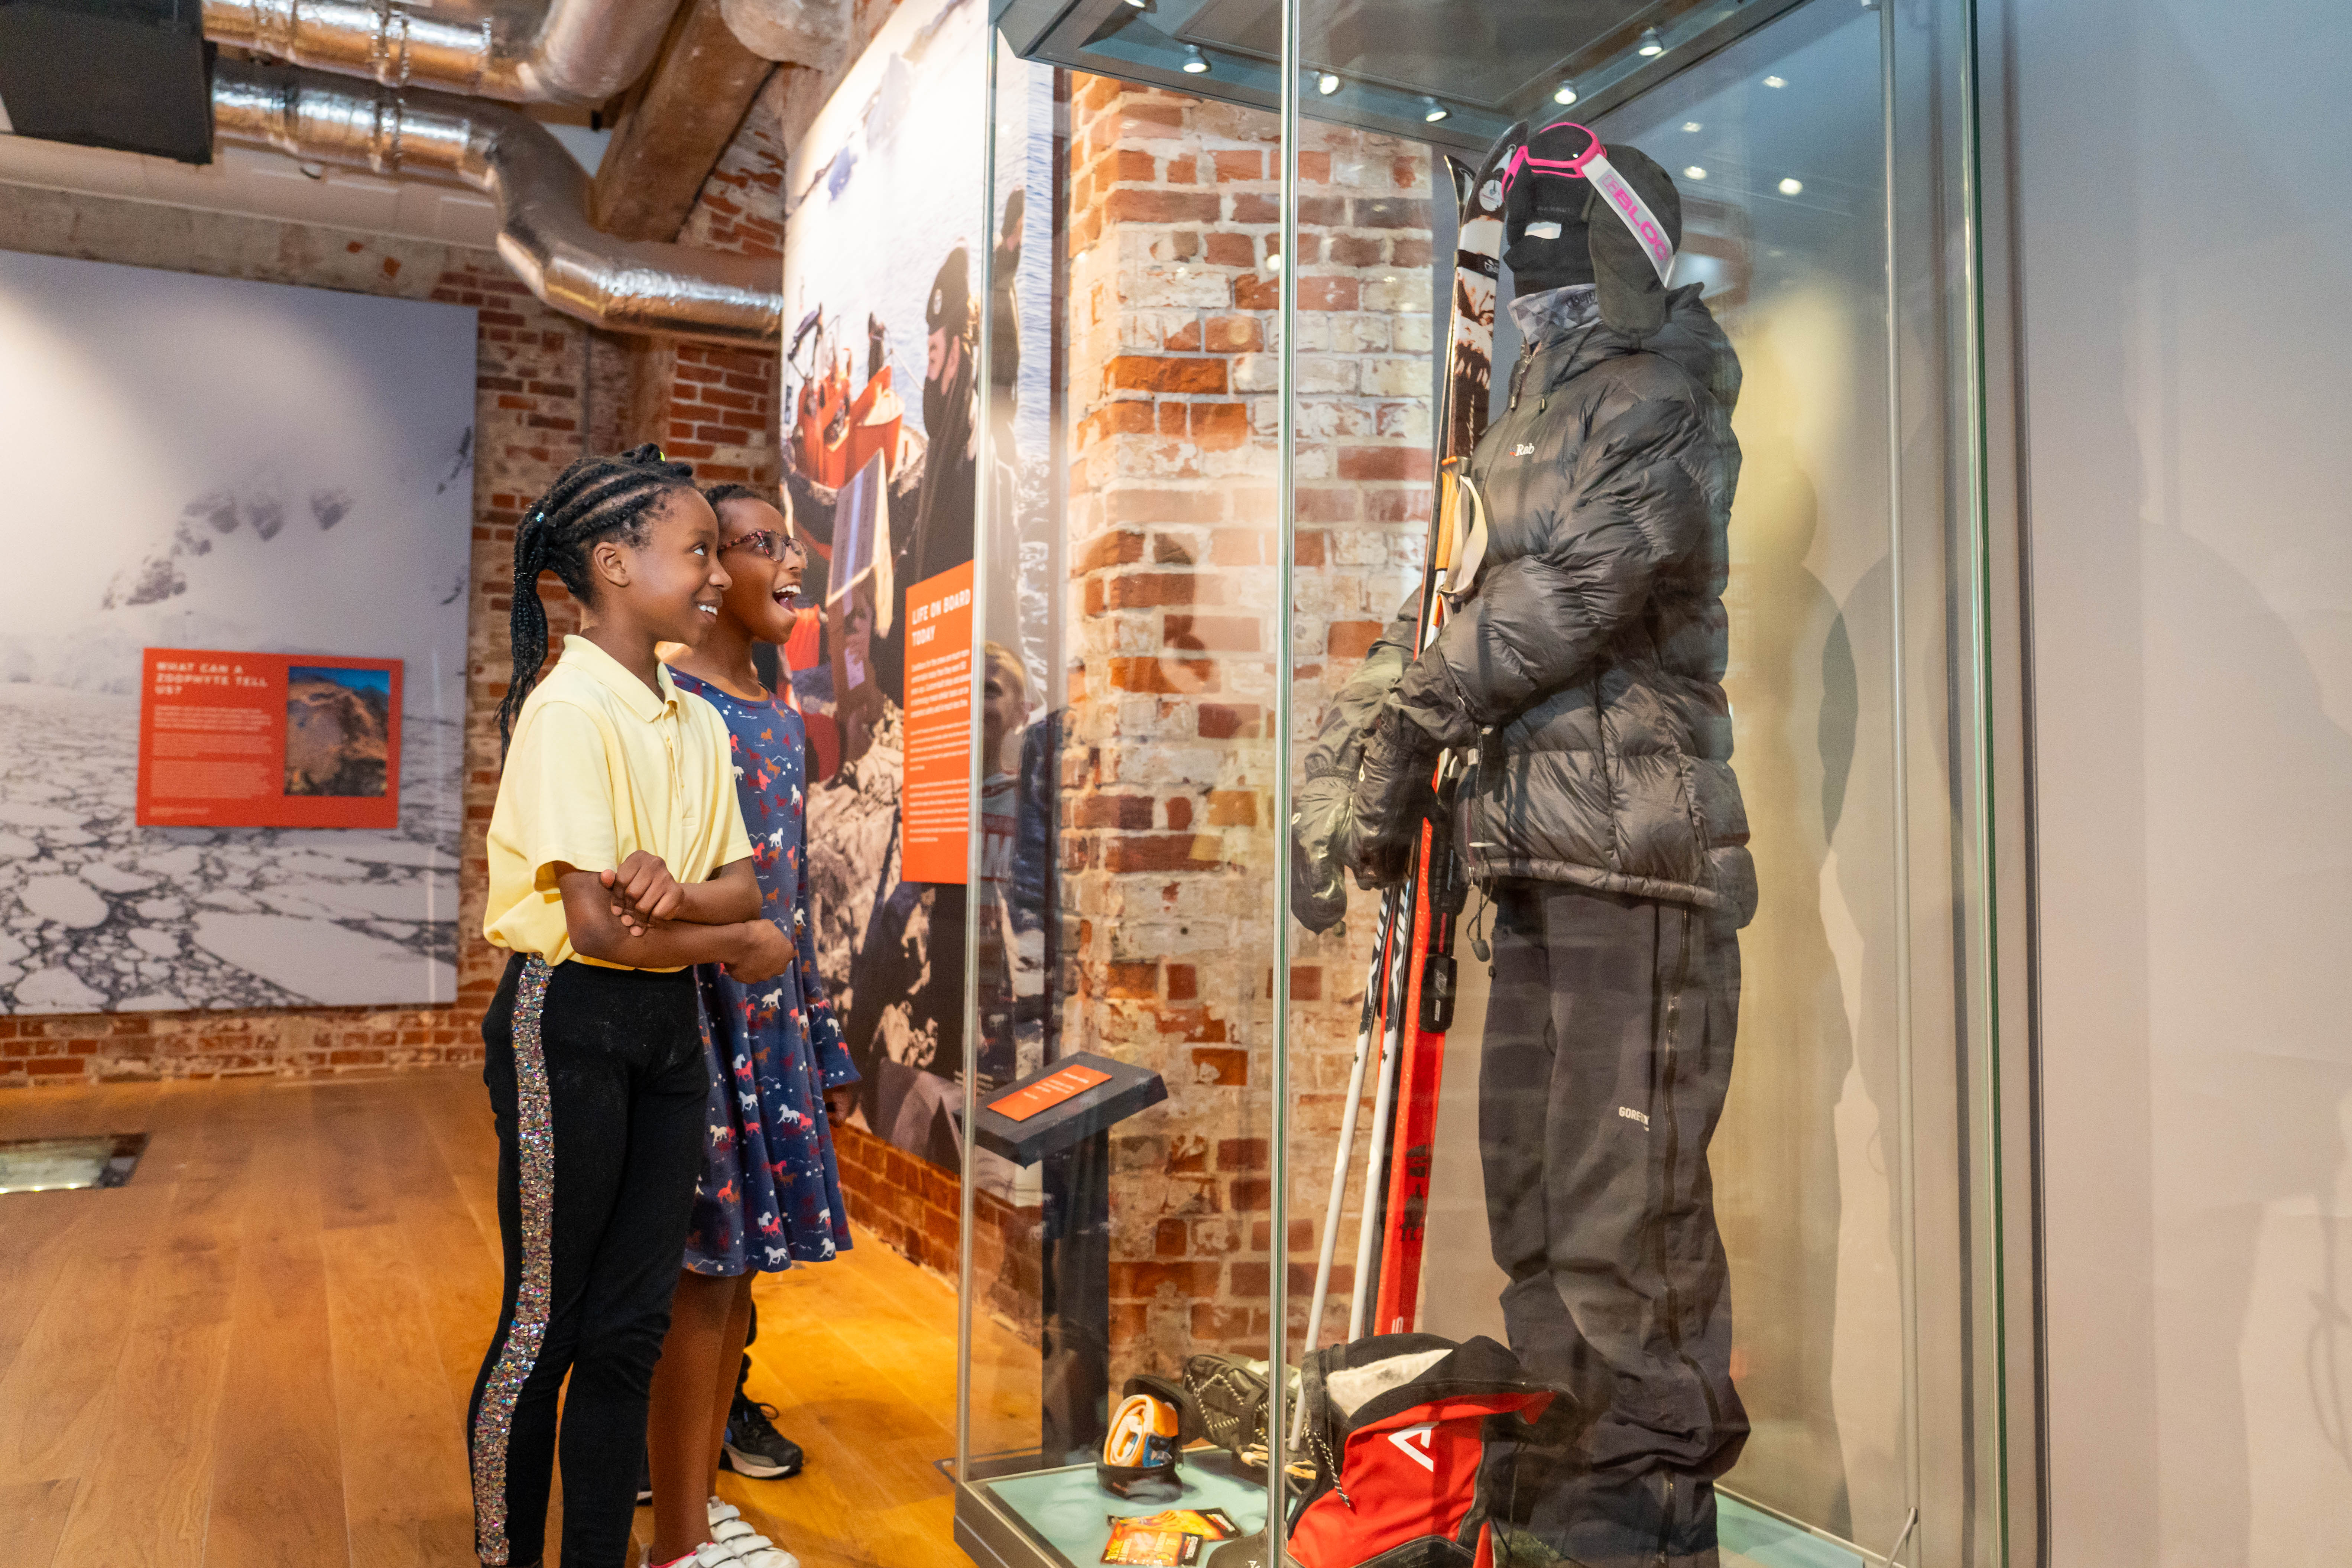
[1778,177,1804,195]
[1683,165,1707,181]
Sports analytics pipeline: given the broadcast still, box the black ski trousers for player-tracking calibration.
[468,954,709,1568]
[1479,881,1748,1489]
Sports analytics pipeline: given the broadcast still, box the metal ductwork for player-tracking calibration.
[718,0,849,70]
[199,0,682,105]
[211,58,781,343]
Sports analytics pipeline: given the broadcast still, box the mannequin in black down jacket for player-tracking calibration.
[1337,129,1750,1568]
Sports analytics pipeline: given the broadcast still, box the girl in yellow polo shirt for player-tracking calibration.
[473,444,794,1568]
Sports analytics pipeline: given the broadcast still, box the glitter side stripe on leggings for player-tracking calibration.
[471,955,555,1566]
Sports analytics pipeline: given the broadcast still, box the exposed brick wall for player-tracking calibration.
[833,1118,962,1272]
[679,71,789,260]
[659,342,782,487]
[624,74,791,496]
[831,1120,1039,1343]
[1054,77,1434,1374]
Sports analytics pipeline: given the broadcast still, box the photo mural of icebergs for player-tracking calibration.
[0,250,474,1013]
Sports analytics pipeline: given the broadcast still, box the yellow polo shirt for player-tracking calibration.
[484,635,755,968]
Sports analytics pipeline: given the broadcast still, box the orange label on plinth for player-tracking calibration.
[987,1063,1111,1123]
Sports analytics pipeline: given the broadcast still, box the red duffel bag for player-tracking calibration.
[1287,1334,1570,1568]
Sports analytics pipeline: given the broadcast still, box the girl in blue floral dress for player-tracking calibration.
[644,484,856,1568]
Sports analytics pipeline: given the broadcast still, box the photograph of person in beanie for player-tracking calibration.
[905,246,978,594]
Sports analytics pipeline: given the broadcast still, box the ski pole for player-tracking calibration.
[1348,845,1419,1340]
[1291,889,1399,1444]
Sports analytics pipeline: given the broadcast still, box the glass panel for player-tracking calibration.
[1275,3,1998,1567]
[1588,7,1911,1548]
[957,31,1290,1563]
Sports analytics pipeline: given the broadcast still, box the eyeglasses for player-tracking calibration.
[721,529,805,562]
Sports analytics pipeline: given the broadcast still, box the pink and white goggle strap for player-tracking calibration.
[1502,120,1677,289]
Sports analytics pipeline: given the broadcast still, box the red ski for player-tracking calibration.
[1297,125,1524,1366]
[1368,124,1523,1335]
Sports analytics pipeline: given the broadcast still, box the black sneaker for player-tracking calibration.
[720,1394,805,1480]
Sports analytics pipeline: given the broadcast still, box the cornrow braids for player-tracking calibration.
[701,481,790,533]
[700,481,766,513]
[499,442,698,752]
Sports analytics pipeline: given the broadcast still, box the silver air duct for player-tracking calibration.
[201,0,682,105]
[718,0,849,70]
[212,59,781,343]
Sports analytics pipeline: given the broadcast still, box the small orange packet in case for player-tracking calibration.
[1101,1521,1201,1566]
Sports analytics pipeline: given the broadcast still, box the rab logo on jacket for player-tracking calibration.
[1387,1422,1438,1473]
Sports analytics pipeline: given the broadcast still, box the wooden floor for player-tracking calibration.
[0,1068,965,1568]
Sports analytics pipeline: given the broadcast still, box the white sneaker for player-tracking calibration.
[647,1543,744,1568]
[711,1516,800,1568]
[708,1497,741,1528]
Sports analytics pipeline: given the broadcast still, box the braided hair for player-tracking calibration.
[499,443,698,751]
[701,481,791,532]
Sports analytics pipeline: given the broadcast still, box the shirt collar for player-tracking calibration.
[560,634,680,723]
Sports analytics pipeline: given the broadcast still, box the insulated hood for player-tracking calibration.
[210,58,782,343]
[1500,119,1682,338]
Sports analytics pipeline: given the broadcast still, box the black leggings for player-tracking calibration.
[468,954,710,1568]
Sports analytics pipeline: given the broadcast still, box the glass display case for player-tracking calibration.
[950,1,2014,1565]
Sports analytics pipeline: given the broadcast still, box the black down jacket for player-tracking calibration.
[1391,283,1754,926]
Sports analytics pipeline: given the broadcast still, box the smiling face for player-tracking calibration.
[590,488,729,647]
[981,645,1028,777]
[711,496,805,645]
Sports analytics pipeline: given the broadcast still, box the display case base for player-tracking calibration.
[950,1457,1872,1568]
[952,1452,1271,1568]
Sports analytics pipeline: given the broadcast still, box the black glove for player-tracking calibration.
[1343,705,1436,888]
[1289,772,1355,935]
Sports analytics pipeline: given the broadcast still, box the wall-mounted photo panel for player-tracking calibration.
[0,250,474,1013]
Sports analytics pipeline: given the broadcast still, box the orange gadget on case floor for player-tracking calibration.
[1099,1372,1203,1501]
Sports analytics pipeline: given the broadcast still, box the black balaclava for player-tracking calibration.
[1501,122,1683,337]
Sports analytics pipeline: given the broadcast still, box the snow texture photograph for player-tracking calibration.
[0,249,474,1014]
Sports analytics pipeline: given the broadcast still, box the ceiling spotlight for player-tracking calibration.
[1764,74,1787,88]
[1181,44,1210,73]
[1317,71,1341,95]
[1683,165,1707,180]
[1123,0,1148,7]
[1778,176,1804,195]
[1423,97,1450,123]
[1682,120,1702,133]
[1553,79,1579,105]
[1637,26,1664,56]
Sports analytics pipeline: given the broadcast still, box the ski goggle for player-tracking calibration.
[1503,120,1677,289]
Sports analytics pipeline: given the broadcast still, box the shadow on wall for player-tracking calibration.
[2132,519,2352,1559]
[1708,322,1865,1542]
